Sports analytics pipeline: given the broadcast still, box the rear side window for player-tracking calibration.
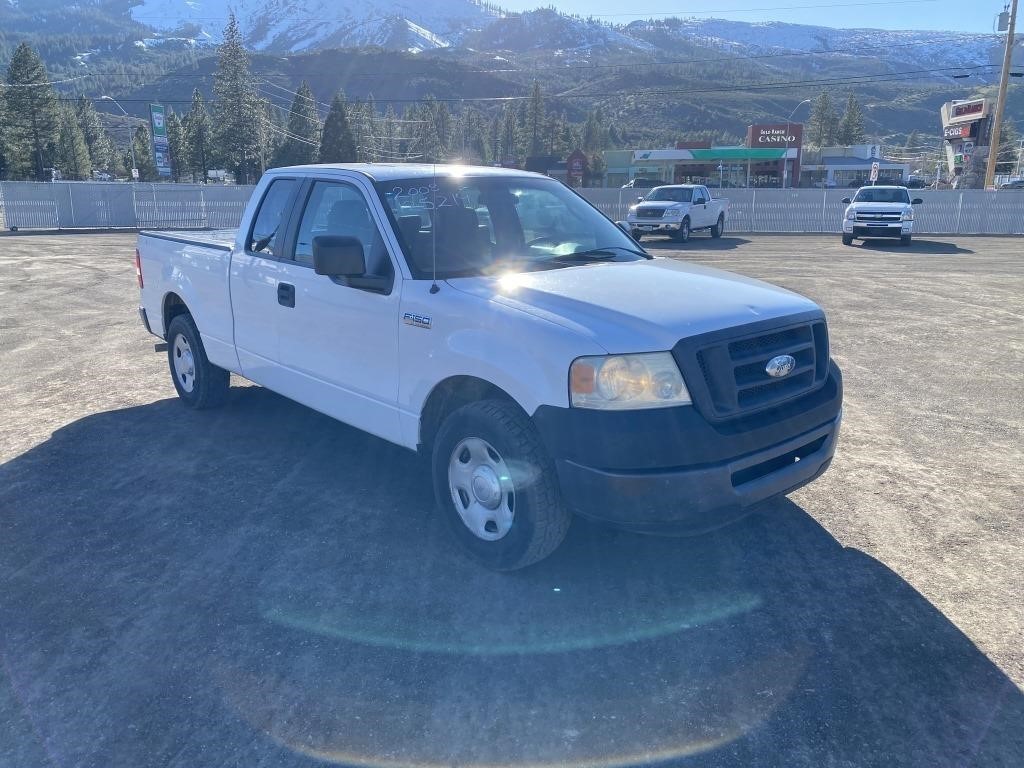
[249,179,297,257]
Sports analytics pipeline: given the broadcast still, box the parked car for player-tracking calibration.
[999,178,1024,189]
[136,163,842,569]
[624,184,728,243]
[841,185,922,246]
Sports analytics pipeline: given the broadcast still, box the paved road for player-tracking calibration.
[1,233,1021,768]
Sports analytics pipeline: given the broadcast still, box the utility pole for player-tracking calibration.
[985,0,1018,189]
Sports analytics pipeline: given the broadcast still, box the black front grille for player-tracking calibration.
[686,319,829,419]
[636,207,665,219]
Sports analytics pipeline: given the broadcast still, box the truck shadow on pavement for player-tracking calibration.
[856,239,975,255]
[1,385,1021,768]
[642,235,751,252]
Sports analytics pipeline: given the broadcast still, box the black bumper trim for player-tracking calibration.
[533,363,842,531]
[138,307,152,335]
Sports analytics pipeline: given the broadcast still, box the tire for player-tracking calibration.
[673,218,691,243]
[901,234,912,246]
[841,234,854,246]
[711,215,724,239]
[166,313,230,409]
[432,399,571,571]
[630,230,643,242]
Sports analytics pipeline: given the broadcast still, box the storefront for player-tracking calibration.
[799,145,909,188]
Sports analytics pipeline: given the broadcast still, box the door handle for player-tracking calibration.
[277,282,295,308]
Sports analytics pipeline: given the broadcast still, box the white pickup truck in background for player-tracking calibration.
[136,164,841,569]
[625,184,728,243]
[841,185,923,246]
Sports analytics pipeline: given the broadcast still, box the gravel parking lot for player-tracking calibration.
[1,232,1021,768]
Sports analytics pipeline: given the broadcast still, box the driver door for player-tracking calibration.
[273,178,404,445]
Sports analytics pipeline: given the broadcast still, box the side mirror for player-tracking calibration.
[912,198,923,205]
[636,195,644,202]
[840,197,851,204]
[313,235,365,277]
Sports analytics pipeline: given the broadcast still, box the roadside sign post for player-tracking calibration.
[870,161,880,184]
[149,104,172,179]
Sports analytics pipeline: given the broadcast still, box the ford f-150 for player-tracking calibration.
[136,164,842,569]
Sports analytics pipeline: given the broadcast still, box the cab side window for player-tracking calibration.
[248,179,296,257]
[295,182,392,279]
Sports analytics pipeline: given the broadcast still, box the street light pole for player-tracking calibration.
[984,0,1018,189]
[783,99,812,189]
[101,96,138,180]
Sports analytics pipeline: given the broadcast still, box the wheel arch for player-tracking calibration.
[418,375,523,452]
[162,292,191,339]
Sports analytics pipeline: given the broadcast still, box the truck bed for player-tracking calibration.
[139,229,236,251]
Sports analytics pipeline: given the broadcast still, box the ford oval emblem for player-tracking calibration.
[765,354,797,378]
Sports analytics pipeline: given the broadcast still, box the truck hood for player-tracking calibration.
[446,258,821,353]
[631,200,688,210]
[845,201,912,213]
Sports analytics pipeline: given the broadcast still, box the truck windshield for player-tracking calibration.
[646,187,693,202]
[375,176,647,278]
[853,188,911,204]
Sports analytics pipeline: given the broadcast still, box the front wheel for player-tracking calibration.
[432,399,571,570]
[901,234,912,246]
[841,234,854,246]
[711,215,724,238]
[630,229,643,242]
[166,314,230,409]
[673,218,691,243]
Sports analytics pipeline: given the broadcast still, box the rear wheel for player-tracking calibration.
[711,215,725,238]
[673,218,691,243]
[166,314,230,409]
[841,234,854,246]
[432,399,571,570]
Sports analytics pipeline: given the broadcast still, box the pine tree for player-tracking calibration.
[499,103,520,164]
[3,42,60,180]
[272,80,320,167]
[836,94,865,146]
[319,91,357,163]
[132,125,158,182]
[526,81,545,157]
[212,13,263,183]
[183,89,212,182]
[808,92,838,148]
[75,96,114,174]
[166,110,186,182]
[54,107,92,180]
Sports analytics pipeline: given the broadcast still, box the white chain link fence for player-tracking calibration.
[1,181,1023,235]
[0,182,254,231]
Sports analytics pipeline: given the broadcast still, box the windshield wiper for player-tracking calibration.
[552,245,648,262]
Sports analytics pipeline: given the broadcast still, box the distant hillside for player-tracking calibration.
[1,2,1017,147]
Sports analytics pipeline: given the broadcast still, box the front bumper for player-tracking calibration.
[533,363,843,533]
[843,220,912,238]
[628,219,684,233]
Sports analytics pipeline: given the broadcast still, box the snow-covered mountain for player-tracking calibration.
[130,0,502,52]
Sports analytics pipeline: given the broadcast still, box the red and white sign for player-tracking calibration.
[946,99,989,126]
[943,124,972,140]
[869,162,880,182]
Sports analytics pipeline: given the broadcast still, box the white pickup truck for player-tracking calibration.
[625,184,728,243]
[137,164,842,569]
[841,185,923,246]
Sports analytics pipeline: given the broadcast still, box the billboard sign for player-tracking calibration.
[946,99,989,126]
[150,104,172,177]
[747,123,803,148]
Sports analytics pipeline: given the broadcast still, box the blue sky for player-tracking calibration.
[496,0,1003,33]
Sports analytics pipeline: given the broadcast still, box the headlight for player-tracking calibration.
[569,352,691,410]
[902,208,914,221]
[663,208,683,218]
[844,208,856,220]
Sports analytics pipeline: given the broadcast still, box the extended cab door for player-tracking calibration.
[230,176,302,393]
[271,177,404,445]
